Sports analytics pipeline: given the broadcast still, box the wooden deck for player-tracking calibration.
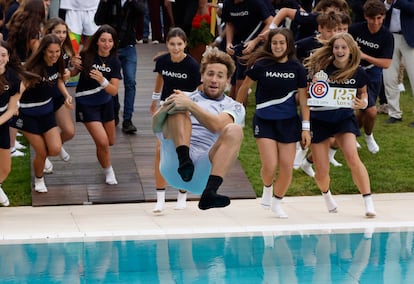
[31,44,256,206]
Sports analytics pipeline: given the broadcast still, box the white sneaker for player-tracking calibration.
[0,186,10,206]
[14,140,26,150]
[329,148,342,167]
[322,190,338,213]
[399,83,405,92]
[59,147,70,162]
[34,177,48,193]
[153,202,165,213]
[104,166,118,185]
[293,142,307,170]
[301,159,315,177]
[43,158,53,174]
[271,197,288,218]
[153,190,165,213]
[365,133,379,154]
[364,195,376,218]
[260,185,273,208]
[174,191,187,210]
[356,141,362,149]
[11,148,24,157]
[16,132,22,137]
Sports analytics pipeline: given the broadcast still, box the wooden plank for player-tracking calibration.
[31,44,256,206]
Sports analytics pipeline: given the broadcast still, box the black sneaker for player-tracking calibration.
[385,117,402,124]
[122,120,137,134]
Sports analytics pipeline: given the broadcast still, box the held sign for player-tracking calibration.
[307,70,356,108]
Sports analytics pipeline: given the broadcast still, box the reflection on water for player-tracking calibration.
[0,229,413,283]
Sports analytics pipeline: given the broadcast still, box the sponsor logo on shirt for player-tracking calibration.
[355,37,380,49]
[265,72,295,78]
[92,64,111,72]
[162,70,188,79]
[42,72,59,82]
[230,11,249,17]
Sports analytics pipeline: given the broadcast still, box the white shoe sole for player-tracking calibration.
[174,204,187,210]
[153,205,165,214]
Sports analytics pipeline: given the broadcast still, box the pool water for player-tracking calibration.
[0,229,413,283]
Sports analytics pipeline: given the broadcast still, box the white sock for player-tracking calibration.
[104,166,118,185]
[10,147,24,157]
[15,140,26,150]
[322,190,338,213]
[60,147,70,162]
[329,148,342,167]
[174,191,187,210]
[153,190,166,213]
[261,185,273,208]
[43,158,53,174]
[271,197,288,218]
[293,142,307,170]
[365,133,379,154]
[301,158,315,177]
[34,176,48,193]
[0,184,10,206]
[364,195,376,218]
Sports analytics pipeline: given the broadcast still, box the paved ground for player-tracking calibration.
[1,192,414,242]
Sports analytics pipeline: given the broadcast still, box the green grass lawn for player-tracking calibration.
[3,135,31,206]
[4,79,414,206]
[239,79,414,197]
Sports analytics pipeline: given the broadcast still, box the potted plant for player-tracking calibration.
[188,13,214,63]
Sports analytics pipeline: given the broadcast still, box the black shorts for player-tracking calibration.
[311,115,360,143]
[76,100,114,123]
[11,112,57,135]
[0,122,10,149]
[360,79,381,109]
[253,114,301,143]
[53,95,65,112]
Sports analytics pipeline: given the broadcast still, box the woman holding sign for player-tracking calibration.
[304,32,376,218]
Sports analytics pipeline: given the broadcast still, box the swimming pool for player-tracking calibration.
[0,228,413,283]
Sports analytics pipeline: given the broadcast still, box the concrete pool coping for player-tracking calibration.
[1,192,413,243]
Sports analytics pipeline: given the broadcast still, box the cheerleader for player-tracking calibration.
[11,34,73,193]
[237,28,310,218]
[304,32,376,217]
[72,25,122,185]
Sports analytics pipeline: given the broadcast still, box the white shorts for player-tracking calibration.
[65,10,99,36]
[157,133,212,195]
